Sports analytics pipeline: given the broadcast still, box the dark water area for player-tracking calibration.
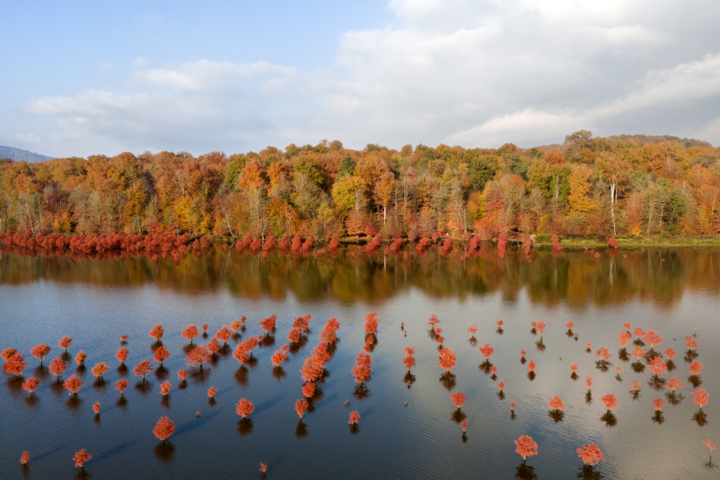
[0,246,719,479]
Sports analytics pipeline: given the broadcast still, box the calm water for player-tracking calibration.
[1,246,719,479]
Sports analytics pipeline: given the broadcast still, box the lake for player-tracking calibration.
[1,245,718,479]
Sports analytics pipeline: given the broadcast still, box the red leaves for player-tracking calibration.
[93,401,100,414]
[91,362,109,378]
[295,399,308,419]
[595,346,612,362]
[450,391,467,408]
[30,344,51,362]
[116,347,129,364]
[652,398,665,411]
[3,352,27,377]
[618,332,632,348]
[688,360,703,376]
[351,351,374,384]
[438,347,456,372]
[208,387,217,399]
[73,449,91,468]
[577,444,604,466]
[348,411,361,425]
[301,357,325,383]
[186,345,210,369]
[153,417,175,441]
[230,317,246,333]
[160,381,171,395]
[133,359,154,379]
[271,349,288,367]
[692,389,709,408]
[149,324,164,340]
[479,344,494,359]
[48,356,66,378]
[515,435,538,460]
[260,314,277,333]
[216,326,232,344]
[600,393,618,411]
[236,398,254,418]
[181,325,200,343]
[153,346,170,365]
[647,357,667,377]
[20,451,30,465]
[58,336,72,351]
[64,375,84,395]
[642,329,663,348]
[302,382,316,398]
[527,360,536,373]
[22,377,39,394]
[666,376,685,392]
[115,378,128,394]
[570,363,579,373]
[364,312,378,335]
[548,396,565,411]
[468,324,478,336]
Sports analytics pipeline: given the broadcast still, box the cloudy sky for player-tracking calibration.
[3,0,720,157]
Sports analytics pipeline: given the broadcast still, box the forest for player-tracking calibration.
[1,131,719,242]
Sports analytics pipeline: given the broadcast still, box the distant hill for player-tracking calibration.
[0,146,53,163]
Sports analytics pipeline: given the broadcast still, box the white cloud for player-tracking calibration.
[22,0,720,156]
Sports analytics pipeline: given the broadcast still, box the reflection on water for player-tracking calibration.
[0,246,719,479]
[1,245,719,307]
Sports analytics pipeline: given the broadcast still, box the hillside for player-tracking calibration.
[0,146,53,163]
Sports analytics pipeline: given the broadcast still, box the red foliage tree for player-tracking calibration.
[22,377,39,394]
[181,325,200,344]
[149,324,164,340]
[260,314,277,333]
[20,451,30,465]
[216,326,232,345]
[438,347,456,372]
[300,357,325,383]
[548,396,565,411]
[236,398,254,418]
[600,393,618,412]
[652,398,665,411]
[692,389,709,409]
[666,376,685,392]
[93,401,100,414]
[73,449,91,469]
[116,347,129,365]
[75,350,87,365]
[91,362,109,380]
[64,375,84,396]
[527,360,536,372]
[647,357,667,377]
[230,316,246,333]
[302,382,316,398]
[688,360,703,376]
[160,381,171,395]
[153,346,170,366]
[3,352,27,377]
[351,351,374,384]
[177,369,187,382]
[208,387,217,399]
[59,336,72,352]
[348,411,361,425]
[153,417,175,441]
[450,391,467,409]
[468,324,478,337]
[364,312,379,335]
[48,356,66,380]
[577,444,604,466]
[186,345,211,371]
[30,344,51,365]
[133,359,154,381]
[515,435,538,461]
[115,378,128,395]
[295,399,308,419]
[271,349,288,367]
[479,344,494,359]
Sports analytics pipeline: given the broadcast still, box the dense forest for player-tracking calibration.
[1,131,719,242]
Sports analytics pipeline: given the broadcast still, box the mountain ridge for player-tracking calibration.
[0,146,53,163]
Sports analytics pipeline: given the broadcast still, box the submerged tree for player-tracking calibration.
[115,378,128,396]
[30,344,51,366]
[295,399,309,419]
[73,449,91,470]
[48,356,66,381]
[149,324,164,341]
[450,391,467,410]
[153,416,175,442]
[348,410,361,425]
[186,345,211,372]
[236,398,254,418]
[91,362,109,381]
[116,347,129,365]
[181,325,200,345]
[64,375,84,396]
[22,377,40,394]
[133,359,154,382]
[515,435,538,464]
[154,346,170,368]
[59,336,72,353]
[75,350,87,366]
[3,352,27,377]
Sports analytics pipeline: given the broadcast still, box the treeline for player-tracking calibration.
[1,131,719,241]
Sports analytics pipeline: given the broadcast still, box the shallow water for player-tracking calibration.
[1,246,718,479]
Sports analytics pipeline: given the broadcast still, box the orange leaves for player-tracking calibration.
[302,382,316,399]
[30,344,51,362]
[600,394,618,411]
[515,435,538,461]
[115,378,128,394]
[91,362,109,378]
[160,381,171,395]
[93,401,100,414]
[186,345,210,369]
[208,387,217,399]
[450,391,467,408]
[181,325,200,343]
[692,389,709,408]
[301,357,325,384]
[364,312,378,335]
[153,417,175,441]
[149,324,164,340]
[295,399,308,419]
[351,351,373,384]
[216,325,232,344]
[271,349,288,367]
[577,444,604,466]
[688,360,703,376]
[3,352,27,377]
[64,375,84,396]
[59,336,72,351]
[259,315,277,334]
[236,398,254,418]
[133,359,154,379]
[348,411,361,425]
[548,396,565,411]
[73,449,91,468]
[116,347,129,364]
[22,377,39,394]
[647,357,667,377]
[153,346,170,365]
[479,344,494,359]
[48,356,66,378]
[438,347,456,373]
[20,451,30,465]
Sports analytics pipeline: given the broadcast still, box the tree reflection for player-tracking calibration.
[295,420,308,439]
[514,462,538,480]
[577,465,604,479]
[238,418,254,436]
[154,441,176,463]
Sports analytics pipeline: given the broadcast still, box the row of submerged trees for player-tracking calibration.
[1,132,720,242]
[2,312,717,477]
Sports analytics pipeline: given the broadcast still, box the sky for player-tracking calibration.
[2,0,720,158]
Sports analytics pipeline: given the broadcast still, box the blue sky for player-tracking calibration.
[3,0,720,157]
